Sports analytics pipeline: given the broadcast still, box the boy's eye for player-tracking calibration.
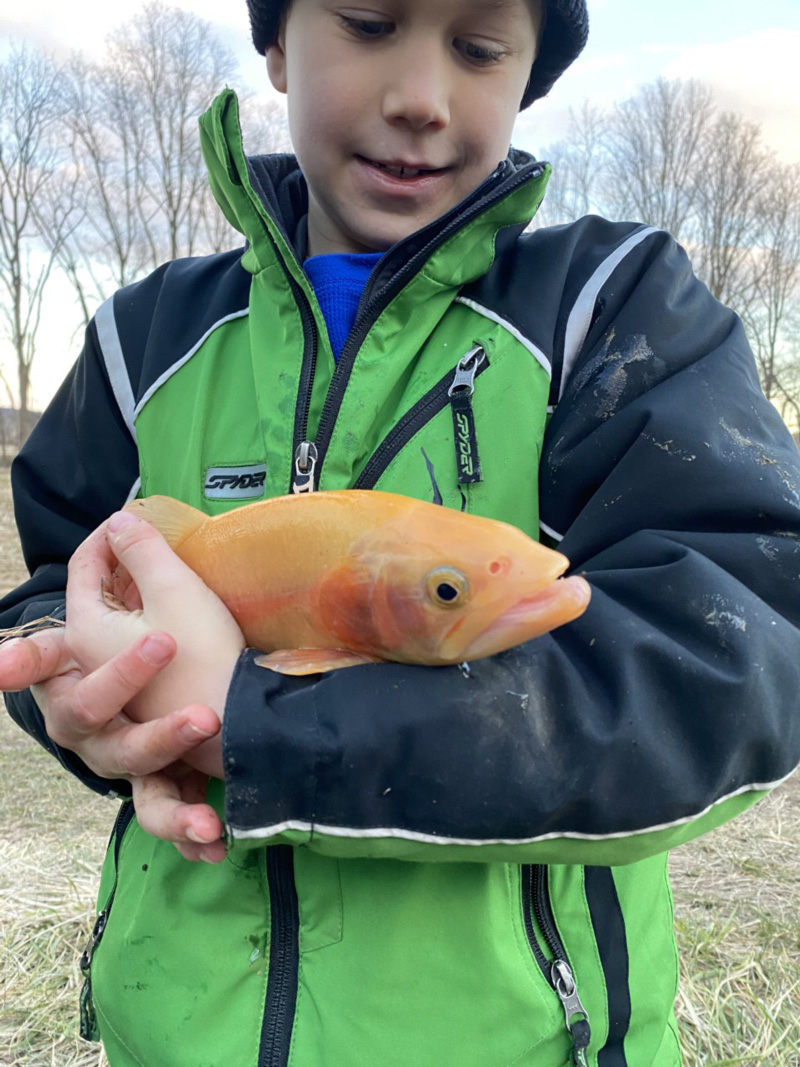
[339,15,394,39]
[454,39,505,65]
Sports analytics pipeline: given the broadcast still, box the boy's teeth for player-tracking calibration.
[375,161,428,179]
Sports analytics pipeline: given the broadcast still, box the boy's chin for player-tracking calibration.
[317,216,443,257]
[307,202,457,257]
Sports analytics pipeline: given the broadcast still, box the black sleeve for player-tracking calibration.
[0,317,138,797]
[221,230,800,856]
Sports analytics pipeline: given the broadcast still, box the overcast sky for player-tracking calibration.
[1,0,799,406]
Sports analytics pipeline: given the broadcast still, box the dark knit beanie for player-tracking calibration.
[246,0,588,108]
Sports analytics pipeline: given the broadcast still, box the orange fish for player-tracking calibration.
[124,491,591,675]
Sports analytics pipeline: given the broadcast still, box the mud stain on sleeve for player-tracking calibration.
[639,433,697,462]
[719,419,800,511]
[702,593,747,653]
[568,328,663,422]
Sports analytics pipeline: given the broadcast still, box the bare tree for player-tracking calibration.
[603,79,715,237]
[692,111,772,313]
[0,46,71,446]
[744,163,800,407]
[51,54,159,321]
[49,4,290,324]
[532,102,607,229]
[106,2,238,263]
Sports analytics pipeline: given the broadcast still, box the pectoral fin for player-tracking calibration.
[254,648,383,675]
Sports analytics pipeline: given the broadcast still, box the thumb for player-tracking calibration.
[104,511,204,612]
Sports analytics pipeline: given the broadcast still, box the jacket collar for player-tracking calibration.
[199,88,550,289]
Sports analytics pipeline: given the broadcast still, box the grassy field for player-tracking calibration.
[0,469,798,1065]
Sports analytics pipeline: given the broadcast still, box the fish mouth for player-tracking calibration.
[452,576,592,662]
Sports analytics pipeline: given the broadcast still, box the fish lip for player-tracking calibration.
[449,577,591,662]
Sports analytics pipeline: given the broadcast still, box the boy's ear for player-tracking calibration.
[266,41,288,94]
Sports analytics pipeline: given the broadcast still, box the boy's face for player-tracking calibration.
[267,0,541,256]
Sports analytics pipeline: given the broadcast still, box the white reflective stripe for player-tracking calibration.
[559,226,659,401]
[227,770,794,844]
[455,296,552,378]
[124,476,141,505]
[95,296,137,443]
[539,520,564,543]
[133,308,250,418]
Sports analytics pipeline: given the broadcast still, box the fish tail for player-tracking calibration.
[124,495,207,550]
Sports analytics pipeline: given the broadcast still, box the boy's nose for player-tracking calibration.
[381,49,451,131]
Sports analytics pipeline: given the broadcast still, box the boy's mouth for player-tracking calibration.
[361,157,445,180]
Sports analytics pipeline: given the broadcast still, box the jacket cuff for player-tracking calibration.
[222,649,320,834]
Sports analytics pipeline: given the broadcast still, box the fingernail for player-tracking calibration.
[108,511,140,536]
[178,720,217,742]
[187,827,217,844]
[140,633,173,666]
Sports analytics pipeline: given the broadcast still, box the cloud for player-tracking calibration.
[662,29,800,161]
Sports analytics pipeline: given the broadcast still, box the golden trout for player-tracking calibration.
[124,491,591,674]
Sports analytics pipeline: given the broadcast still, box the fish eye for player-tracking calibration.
[426,568,469,608]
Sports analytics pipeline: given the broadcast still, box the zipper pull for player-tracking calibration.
[292,441,318,494]
[79,910,107,1041]
[551,959,592,1066]
[448,345,485,485]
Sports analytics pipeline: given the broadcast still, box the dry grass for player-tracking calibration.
[0,469,798,1065]
[0,713,112,1067]
[671,777,800,1066]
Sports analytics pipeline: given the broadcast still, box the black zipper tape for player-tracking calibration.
[258,845,300,1067]
[522,865,592,1066]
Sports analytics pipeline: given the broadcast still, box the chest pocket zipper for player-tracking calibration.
[521,864,592,1066]
[79,799,136,1041]
[352,346,491,493]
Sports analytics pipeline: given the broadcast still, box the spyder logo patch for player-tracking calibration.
[204,464,267,500]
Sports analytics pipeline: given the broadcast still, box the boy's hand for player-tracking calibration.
[0,510,247,864]
[0,626,226,861]
[66,511,246,752]
[58,511,246,789]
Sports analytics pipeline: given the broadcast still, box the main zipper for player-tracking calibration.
[258,846,300,1067]
[521,864,591,1067]
[285,162,545,495]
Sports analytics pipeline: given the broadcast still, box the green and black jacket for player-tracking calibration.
[3,89,800,1067]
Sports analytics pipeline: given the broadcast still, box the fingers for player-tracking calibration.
[70,703,221,780]
[0,629,73,691]
[131,770,226,863]
[45,631,178,745]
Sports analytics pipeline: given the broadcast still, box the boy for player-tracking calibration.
[2,0,800,1064]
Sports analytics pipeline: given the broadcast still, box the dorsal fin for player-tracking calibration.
[124,495,207,550]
